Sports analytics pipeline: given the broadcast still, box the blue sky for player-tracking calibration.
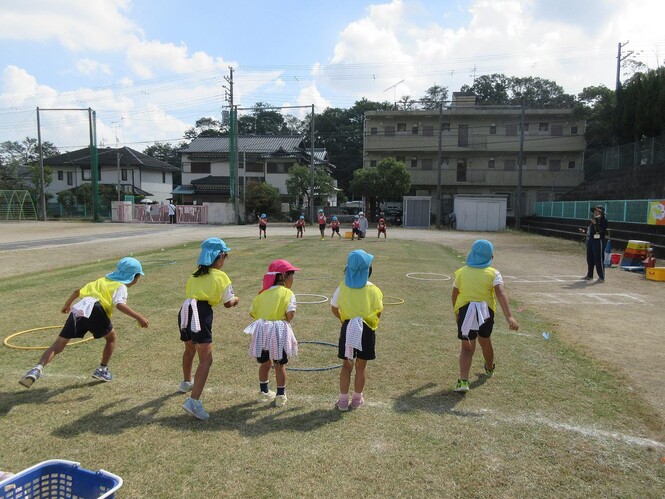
[1,0,663,151]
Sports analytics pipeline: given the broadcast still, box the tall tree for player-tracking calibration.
[285,164,335,215]
[573,85,616,152]
[184,117,226,139]
[461,74,575,108]
[0,137,58,189]
[419,84,449,109]
[244,180,281,220]
[143,141,184,185]
[350,157,410,220]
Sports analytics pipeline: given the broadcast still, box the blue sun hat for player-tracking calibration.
[260,214,266,219]
[107,257,145,284]
[466,239,494,268]
[197,237,231,266]
[299,215,305,219]
[345,249,374,288]
[332,216,337,221]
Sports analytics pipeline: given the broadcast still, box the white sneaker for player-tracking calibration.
[178,380,194,393]
[257,390,276,403]
[275,394,287,407]
[182,397,209,421]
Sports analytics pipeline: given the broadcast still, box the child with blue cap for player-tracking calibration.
[19,257,149,388]
[330,250,384,411]
[179,237,239,420]
[258,214,268,239]
[451,239,519,393]
[295,214,306,238]
[317,209,327,240]
[330,216,341,238]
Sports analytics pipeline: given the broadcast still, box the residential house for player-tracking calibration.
[363,92,586,217]
[176,135,334,207]
[44,146,179,202]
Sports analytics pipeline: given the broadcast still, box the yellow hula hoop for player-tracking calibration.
[383,296,405,305]
[3,326,94,351]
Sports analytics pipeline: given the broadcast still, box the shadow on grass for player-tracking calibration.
[0,382,99,417]
[393,380,489,416]
[51,394,343,437]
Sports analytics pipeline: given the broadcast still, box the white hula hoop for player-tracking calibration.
[406,272,451,281]
[295,293,329,304]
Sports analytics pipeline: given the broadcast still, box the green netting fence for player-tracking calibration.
[0,190,38,221]
[535,199,658,223]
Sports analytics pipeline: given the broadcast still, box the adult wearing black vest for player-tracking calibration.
[579,205,608,283]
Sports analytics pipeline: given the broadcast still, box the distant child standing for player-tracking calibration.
[331,250,383,411]
[295,215,306,238]
[244,260,300,407]
[330,216,341,239]
[317,209,327,240]
[258,213,268,239]
[179,238,239,420]
[350,215,361,241]
[452,239,519,393]
[377,217,387,239]
[19,257,149,388]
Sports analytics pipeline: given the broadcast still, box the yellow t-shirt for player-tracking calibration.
[453,266,498,313]
[78,277,126,317]
[335,282,383,330]
[185,269,232,306]
[250,286,294,321]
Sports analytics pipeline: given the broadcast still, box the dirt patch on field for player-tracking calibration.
[2,221,663,423]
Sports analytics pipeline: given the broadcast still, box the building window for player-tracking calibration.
[370,160,377,167]
[412,124,418,135]
[488,158,495,168]
[537,156,547,166]
[568,160,576,169]
[571,126,578,135]
[442,122,450,132]
[489,125,496,135]
[548,159,561,171]
[441,157,449,168]
[66,172,73,186]
[395,155,405,164]
[57,170,63,180]
[456,159,467,182]
[539,122,549,132]
[82,169,91,180]
[191,162,211,174]
[162,172,166,183]
[551,124,563,136]
[370,127,378,135]
[246,162,263,173]
[458,124,468,147]
[397,123,407,132]
[121,169,128,181]
[267,162,287,173]
[521,123,530,132]
[384,125,395,137]
[411,159,418,168]
[504,159,516,171]
[422,159,433,170]
[423,125,433,136]
[505,124,518,136]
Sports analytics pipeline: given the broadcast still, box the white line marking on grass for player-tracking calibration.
[529,293,648,305]
[504,275,589,283]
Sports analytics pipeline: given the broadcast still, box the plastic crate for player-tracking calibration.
[0,459,122,499]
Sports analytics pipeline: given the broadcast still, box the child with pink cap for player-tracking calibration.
[452,239,519,393]
[19,257,149,388]
[331,249,383,411]
[244,259,300,407]
[179,238,239,421]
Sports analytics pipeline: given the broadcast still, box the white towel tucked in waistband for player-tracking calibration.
[461,301,490,338]
[344,316,364,360]
[71,297,98,318]
[244,319,298,360]
[180,298,201,333]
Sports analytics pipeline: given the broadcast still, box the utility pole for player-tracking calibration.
[224,67,239,224]
[309,104,316,224]
[89,108,100,222]
[36,107,47,221]
[615,41,632,146]
[515,106,525,229]
[435,101,443,227]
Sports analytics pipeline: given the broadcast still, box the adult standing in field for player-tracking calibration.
[578,205,608,283]
[168,200,176,224]
[358,212,369,239]
[451,239,519,393]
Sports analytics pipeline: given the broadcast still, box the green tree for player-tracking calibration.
[419,84,449,109]
[285,164,335,214]
[244,180,281,221]
[0,137,59,189]
[461,74,575,108]
[143,141,184,184]
[350,158,410,220]
[573,85,616,152]
[184,117,226,139]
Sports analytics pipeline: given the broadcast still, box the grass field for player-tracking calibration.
[1,235,664,497]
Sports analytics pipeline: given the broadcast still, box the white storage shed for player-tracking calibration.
[453,195,507,231]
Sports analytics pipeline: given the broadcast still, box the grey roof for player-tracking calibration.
[181,135,305,154]
[44,147,180,172]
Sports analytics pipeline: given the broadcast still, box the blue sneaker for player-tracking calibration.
[92,367,112,382]
[19,367,42,388]
[182,397,209,421]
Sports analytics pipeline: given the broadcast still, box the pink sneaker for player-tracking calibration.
[351,395,364,409]
[336,397,349,412]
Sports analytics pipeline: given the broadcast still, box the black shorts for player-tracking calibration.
[319,224,326,231]
[352,228,361,235]
[59,302,113,339]
[179,300,214,344]
[456,304,495,340]
[257,349,289,365]
[338,320,376,360]
[332,227,340,234]
[259,224,267,230]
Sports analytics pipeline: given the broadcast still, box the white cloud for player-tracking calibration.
[75,59,112,78]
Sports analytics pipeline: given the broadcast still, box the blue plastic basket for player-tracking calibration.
[0,459,122,499]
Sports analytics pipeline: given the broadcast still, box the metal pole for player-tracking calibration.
[435,101,443,227]
[117,148,121,201]
[36,107,47,221]
[89,108,100,222]
[234,105,240,224]
[309,104,315,223]
[516,106,525,229]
